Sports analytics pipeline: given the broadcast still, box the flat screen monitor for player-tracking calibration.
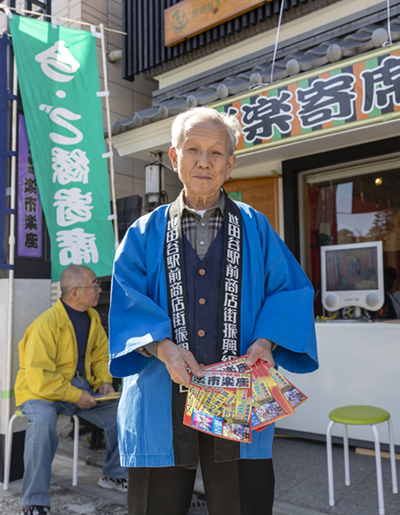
[320,241,384,314]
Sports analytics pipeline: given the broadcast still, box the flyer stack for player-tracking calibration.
[183,356,307,443]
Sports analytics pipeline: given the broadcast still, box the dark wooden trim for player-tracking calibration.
[282,165,299,259]
[123,0,301,80]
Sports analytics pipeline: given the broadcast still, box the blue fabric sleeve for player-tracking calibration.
[248,208,318,374]
[109,208,172,378]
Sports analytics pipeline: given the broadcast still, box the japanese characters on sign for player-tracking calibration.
[164,0,269,47]
[191,371,251,389]
[217,47,400,154]
[9,16,115,281]
[17,115,42,258]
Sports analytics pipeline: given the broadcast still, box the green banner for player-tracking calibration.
[9,15,115,281]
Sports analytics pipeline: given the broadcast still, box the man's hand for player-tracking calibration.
[98,382,115,395]
[245,338,275,368]
[75,390,97,409]
[157,339,203,388]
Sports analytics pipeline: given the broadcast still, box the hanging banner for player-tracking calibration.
[17,114,42,258]
[214,42,400,156]
[9,15,115,281]
[0,34,12,270]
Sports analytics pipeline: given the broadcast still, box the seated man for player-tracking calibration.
[15,265,127,515]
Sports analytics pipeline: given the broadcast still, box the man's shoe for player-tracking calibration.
[98,476,127,492]
[22,507,50,515]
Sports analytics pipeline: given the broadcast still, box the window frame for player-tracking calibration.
[282,136,400,267]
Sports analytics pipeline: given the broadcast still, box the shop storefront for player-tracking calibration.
[280,134,400,448]
[215,45,400,448]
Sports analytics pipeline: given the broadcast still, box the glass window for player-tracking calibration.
[305,167,400,318]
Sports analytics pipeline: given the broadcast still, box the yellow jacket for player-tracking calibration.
[15,299,112,406]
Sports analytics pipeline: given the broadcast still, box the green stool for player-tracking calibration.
[326,405,398,515]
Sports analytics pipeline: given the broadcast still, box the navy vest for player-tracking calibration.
[183,225,224,366]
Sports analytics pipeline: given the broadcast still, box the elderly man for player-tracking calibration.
[110,107,318,515]
[15,265,127,515]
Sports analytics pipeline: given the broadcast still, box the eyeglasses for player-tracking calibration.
[71,279,101,292]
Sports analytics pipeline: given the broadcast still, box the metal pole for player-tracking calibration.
[4,56,18,482]
[99,23,119,249]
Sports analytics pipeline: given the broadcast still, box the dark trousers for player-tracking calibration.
[127,432,275,515]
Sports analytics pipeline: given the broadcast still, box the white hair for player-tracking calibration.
[171,107,241,156]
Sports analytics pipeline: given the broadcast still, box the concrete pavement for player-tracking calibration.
[1,417,399,515]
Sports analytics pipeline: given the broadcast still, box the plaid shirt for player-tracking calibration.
[139,191,277,356]
[137,191,225,358]
[179,190,225,259]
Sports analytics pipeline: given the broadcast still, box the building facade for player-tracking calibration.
[1,0,399,483]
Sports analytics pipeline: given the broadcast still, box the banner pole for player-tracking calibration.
[99,23,119,249]
[4,56,18,477]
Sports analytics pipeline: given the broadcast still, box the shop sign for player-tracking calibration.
[9,15,115,281]
[17,114,42,258]
[165,0,271,47]
[214,43,400,156]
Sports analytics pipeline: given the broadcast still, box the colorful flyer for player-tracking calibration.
[265,364,308,409]
[184,386,252,443]
[203,356,252,374]
[183,356,308,442]
[184,366,253,443]
[250,361,294,432]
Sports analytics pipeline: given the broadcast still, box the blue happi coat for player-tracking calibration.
[109,200,318,468]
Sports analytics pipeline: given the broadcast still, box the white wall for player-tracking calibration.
[0,279,51,434]
[276,322,400,447]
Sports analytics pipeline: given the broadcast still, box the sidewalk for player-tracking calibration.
[273,435,399,515]
[1,419,399,515]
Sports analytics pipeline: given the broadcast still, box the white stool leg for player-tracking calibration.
[371,424,385,515]
[387,418,398,494]
[343,424,350,486]
[72,415,79,486]
[327,420,336,506]
[3,414,18,491]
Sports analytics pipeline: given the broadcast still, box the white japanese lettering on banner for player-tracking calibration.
[35,41,98,266]
[221,212,241,361]
[166,216,189,349]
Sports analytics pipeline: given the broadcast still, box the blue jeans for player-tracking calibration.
[21,377,126,507]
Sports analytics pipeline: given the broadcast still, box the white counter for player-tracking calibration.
[276,321,400,447]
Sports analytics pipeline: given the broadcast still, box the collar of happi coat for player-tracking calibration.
[164,189,243,362]
[177,188,225,219]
